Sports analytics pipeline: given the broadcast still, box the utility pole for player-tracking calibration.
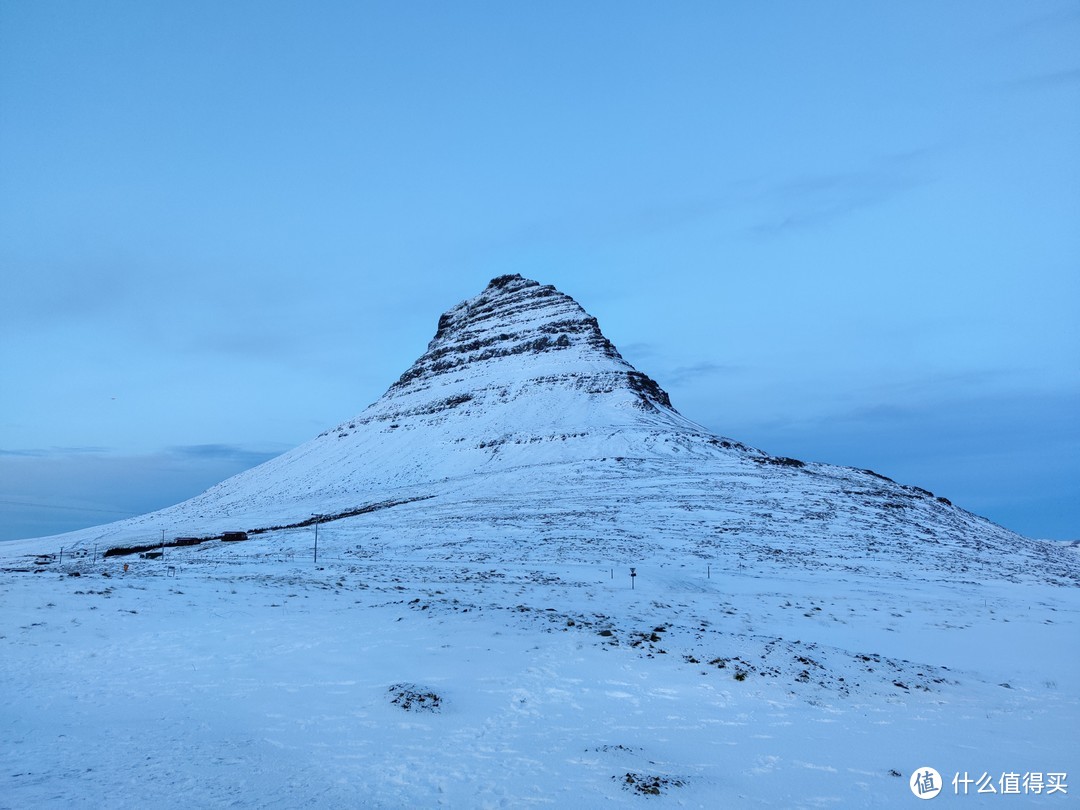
[313,516,320,564]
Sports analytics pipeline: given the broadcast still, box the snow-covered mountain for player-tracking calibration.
[3,275,1077,808]
[10,274,1076,588]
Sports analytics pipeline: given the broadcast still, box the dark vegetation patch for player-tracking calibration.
[104,541,188,559]
[103,497,434,558]
[707,437,752,452]
[440,393,473,409]
[862,468,896,483]
[752,455,805,468]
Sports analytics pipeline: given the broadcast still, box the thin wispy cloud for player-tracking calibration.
[490,194,729,255]
[0,444,284,540]
[0,255,138,332]
[748,150,939,237]
[182,329,303,361]
[616,342,657,361]
[1001,5,1080,38]
[1010,66,1080,90]
[167,444,280,465]
[0,446,110,457]
[665,361,742,386]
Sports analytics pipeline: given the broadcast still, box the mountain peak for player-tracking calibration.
[384,275,675,414]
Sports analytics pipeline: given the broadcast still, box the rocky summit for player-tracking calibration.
[384,273,670,410]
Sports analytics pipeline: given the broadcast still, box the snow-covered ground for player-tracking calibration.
[2,525,1076,808]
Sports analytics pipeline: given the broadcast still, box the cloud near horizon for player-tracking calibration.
[697,386,1079,540]
[0,444,282,542]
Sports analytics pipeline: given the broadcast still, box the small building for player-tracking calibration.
[221,531,248,543]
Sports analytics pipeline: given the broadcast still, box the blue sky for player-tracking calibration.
[2,1,1077,541]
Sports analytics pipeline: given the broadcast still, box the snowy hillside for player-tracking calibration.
[2,274,1077,807]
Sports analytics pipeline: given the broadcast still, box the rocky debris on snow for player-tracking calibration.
[615,772,686,795]
[387,683,443,713]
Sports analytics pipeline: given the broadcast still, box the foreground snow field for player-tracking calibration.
[2,528,1076,808]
